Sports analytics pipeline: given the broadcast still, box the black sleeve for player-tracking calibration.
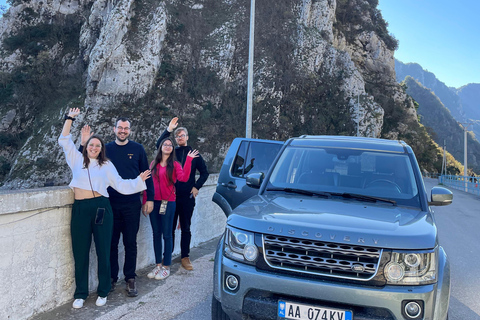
[194,154,209,190]
[140,145,155,201]
[156,128,172,149]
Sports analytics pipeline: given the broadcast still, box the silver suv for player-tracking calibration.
[212,136,453,320]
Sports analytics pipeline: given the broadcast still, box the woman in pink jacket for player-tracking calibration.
[143,137,199,280]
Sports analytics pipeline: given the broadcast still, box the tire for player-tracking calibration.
[211,294,230,320]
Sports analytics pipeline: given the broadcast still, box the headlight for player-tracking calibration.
[384,248,437,285]
[224,226,258,265]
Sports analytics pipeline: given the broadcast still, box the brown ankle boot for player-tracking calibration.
[181,257,193,270]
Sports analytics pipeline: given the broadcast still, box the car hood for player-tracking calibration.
[227,193,437,250]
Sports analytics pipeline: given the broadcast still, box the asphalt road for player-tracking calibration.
[423,178,480,319]
[33,178,480,320]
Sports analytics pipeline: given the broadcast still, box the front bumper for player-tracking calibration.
[213,239,450,320]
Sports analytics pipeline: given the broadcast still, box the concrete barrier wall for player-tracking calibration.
[0,174,226,320]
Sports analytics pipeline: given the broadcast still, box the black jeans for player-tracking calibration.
[172,194,196,258]
[110,199,142,282]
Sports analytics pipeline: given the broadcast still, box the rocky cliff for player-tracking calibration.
[0,0,435,188]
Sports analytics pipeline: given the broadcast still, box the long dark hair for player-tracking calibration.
[152,138,176,185]
[82,135,108,168]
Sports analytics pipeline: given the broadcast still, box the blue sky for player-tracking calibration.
[1,0,479,88]
[378,0,480,88]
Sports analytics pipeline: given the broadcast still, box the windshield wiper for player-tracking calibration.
[335,192,397,206]
[266,187,331,199]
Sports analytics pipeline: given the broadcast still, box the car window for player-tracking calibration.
[231,141,248,177]
[244,142,282,176]
[268,146,420,207]
[232,141,282,178]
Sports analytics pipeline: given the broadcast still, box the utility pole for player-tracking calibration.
[245,0,255,138]
[441,140,446,176]
[441,140,447,184]
[356,95,360,137]
[461,123,472,191]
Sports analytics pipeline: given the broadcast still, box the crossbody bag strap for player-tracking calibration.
[161,183,175,200]
[87,167,96,198]
[159,164,175,200]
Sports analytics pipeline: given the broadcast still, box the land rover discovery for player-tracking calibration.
[212,135,453,320]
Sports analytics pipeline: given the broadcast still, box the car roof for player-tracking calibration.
[287,135,410,154]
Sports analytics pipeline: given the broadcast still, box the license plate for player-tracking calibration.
[278,301,352,320]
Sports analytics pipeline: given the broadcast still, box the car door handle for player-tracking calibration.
[222,182,237,189]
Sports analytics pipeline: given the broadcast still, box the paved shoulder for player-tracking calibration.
[97,252,215,320]
[30,237,220,320]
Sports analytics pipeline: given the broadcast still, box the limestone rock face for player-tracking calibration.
[0,0,420,188]
[82,0,167,107]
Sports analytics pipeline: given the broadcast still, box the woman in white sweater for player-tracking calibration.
[59,108,150,309]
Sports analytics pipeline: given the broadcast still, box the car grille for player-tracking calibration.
[263,234,382,280]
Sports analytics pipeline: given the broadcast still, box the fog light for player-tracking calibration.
[226,274,239,291]
[405,301,421,318]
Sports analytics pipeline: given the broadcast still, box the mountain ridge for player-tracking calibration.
[0,0,442,188]
[395,60,480,173]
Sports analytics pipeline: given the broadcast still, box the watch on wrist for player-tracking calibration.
[64,114,76,121]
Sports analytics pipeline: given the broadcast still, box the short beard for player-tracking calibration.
[116,131,129,143]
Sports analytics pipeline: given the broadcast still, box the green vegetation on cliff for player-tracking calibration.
[403,76,477,174]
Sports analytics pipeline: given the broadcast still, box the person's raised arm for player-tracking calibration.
[168,117,179,132]
[59,108,83,169]
[175,149,199,182]
[156,117,178,149]
[78,125,94,153]
[61,108,80,137]
[106,162,151,195]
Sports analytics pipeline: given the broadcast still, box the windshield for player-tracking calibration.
[267,146,421,208]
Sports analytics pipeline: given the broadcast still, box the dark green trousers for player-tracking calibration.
[71,196,113,299]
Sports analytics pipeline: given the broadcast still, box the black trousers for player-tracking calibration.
[109,199,142,282]
[172,194,196,258]
[71,196,113,299]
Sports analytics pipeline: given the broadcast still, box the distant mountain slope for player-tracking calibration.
[395,60,464,120]
[457,84,480,125]
[403,76,480,173]
[395,60,480,173]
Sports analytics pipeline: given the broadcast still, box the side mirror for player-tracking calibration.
[428,186,453,206]
[246,172,264,189]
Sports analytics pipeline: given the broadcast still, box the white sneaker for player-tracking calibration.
[147,265,162,279]
[96,296,107,307]
[155,266,170,280]
[72,299,84,309]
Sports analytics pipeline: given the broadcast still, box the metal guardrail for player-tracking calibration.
[437,175,480,196]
